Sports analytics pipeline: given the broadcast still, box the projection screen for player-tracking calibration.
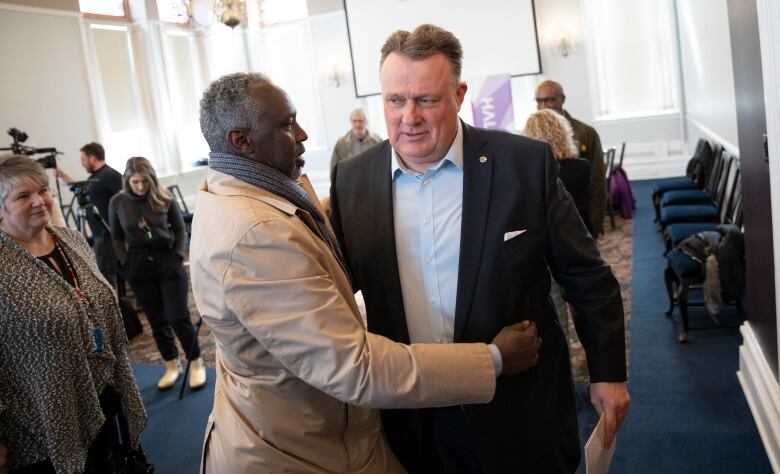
[343,0,541,97]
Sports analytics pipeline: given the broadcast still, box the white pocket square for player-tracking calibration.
[503,230,527,241]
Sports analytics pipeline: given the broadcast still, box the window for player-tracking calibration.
[204,27,249,81]
[260,0,307,27]
[161,29,209,170]
[87,24,152,173]
[257,22,324,148]
[584,0,679,118]
[79,0,127,18]
[157,0,190,24]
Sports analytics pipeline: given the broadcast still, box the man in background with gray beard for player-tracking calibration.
[330,108,382,181]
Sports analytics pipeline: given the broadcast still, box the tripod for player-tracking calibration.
[73,200,104,240]
[65,194,127,298]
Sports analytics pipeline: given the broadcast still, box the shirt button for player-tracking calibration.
[425,256,432,264]
[423,180,430,187]
[423,218,431,225]
[430,296,436,303]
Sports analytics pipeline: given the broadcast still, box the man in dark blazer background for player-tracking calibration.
[330,24,629,473]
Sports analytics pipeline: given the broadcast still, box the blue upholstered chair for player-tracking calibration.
[664,238,744,343]
[651,139,712,197]
[659,147,727,207]
[652,140,720,222]
[658,152,735,228]
[663,167,742,253]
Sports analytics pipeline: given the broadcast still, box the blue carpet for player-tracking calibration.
[133,363,214,474]
[606,179,771,473]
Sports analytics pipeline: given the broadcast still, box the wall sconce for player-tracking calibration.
[322,63,349,88]
[546,28,578,58]
[555,31,572,57]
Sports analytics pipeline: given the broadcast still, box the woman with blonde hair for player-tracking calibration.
[523,109,594,384]
[109,157,206,391]
[523,109,592,235]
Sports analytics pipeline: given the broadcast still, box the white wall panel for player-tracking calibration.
[0,4,97,199]
[677,0,739,151]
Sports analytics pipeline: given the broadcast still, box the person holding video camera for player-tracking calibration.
[109,157,206,391]
[56,142,122,288]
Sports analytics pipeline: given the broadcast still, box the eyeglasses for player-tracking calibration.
[534,96,560,106]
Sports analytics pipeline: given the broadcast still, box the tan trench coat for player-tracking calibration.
[189,170,496,473]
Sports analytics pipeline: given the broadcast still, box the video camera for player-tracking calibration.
[70,179,98,207]
[4,127,60,168]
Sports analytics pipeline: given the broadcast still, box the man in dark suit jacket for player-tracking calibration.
[330,24,629,473]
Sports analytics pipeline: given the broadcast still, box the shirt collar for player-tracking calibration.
[351,130,369,141]
[391,120,463,180]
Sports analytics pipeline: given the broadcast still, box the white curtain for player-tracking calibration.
[585,0,679,118]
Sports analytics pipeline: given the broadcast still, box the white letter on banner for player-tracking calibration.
[480,97,496,128]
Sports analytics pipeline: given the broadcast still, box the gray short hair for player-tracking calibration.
[199,72,274,152]
[0,155,49,210]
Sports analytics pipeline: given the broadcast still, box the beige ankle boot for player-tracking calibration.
[158,358,181,390]
[189,357,207,390]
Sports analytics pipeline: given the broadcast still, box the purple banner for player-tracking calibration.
[470,74,514,132]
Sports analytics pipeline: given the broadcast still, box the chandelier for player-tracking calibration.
[214,0,247,29]
[186,0,306,30]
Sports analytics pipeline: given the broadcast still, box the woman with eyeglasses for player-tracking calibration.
[109,157,206,392]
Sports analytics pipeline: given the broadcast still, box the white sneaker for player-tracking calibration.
[189,357,207,390]
[158,358,182,390]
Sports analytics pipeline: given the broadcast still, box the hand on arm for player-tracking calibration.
[490,321,541,375]
[590,381,629,449]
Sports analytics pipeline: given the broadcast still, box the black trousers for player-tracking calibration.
[408,406,580,474]
[419,406,484,474]
[128,260,200,361]
[93,233,119,289]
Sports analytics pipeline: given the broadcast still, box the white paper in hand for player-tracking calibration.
[584,414,616,474]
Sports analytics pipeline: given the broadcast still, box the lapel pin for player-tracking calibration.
[479,156,488,164]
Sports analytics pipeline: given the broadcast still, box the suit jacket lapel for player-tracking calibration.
[370,144,411,344]
[454,123,493,342]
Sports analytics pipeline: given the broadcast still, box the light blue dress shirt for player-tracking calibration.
[391,121,502,375]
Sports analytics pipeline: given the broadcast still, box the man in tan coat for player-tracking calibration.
[190,72,541,473]
[535,80,607,236]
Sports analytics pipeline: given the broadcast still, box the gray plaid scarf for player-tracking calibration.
[208,152,351,283]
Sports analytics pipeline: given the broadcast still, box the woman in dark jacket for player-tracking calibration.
[109,157,205,391]
[523,109,593,384]
[523,109,592,234]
